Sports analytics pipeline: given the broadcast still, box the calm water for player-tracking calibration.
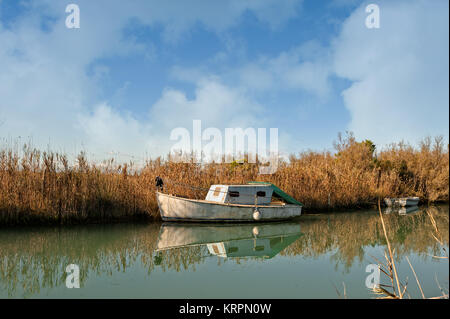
[0,205,448,299]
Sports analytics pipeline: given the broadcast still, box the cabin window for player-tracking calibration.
[229,191,240,197]
[227,247,238,253]
[213,187,222,196]
[254,245,265,251]
[256,191,266,197]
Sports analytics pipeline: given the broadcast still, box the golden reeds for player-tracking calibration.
[0,133,448,225]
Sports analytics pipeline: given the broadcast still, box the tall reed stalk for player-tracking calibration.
[371,200,448,299]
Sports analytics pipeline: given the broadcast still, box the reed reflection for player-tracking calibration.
[0,205,447,297]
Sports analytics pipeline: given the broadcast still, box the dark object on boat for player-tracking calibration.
[155,176,164,191]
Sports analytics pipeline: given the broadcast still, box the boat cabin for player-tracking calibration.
[205,184,273,205]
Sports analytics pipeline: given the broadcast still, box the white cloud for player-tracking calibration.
[172,40,333,100]
[0,0,303,160]
[333,0,449,145]
[129,0,302,42]
[238,41,332,99]
[77,103,153,157]
[150,79,263,130]
[0,21,94,149]
[147,79,266,155]
[34,0,302,43]
[1,0,447,162]
[75,79,266,160]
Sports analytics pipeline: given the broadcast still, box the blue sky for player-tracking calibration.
[0,0,448,163]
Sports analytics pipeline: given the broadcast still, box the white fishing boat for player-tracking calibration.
[155,179,303,222]
[384,197,420,207]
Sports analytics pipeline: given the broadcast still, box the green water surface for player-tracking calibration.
[0,205,448,299]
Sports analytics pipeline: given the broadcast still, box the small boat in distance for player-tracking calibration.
[155,180,303,222]
[384,197,420,207]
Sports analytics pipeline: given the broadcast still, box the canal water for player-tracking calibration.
[0,205,448,299]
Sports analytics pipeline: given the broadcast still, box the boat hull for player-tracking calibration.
[156,192,302,222]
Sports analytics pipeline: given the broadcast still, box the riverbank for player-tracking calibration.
[0,134,448,225]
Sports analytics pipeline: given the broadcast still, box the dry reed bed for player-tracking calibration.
[0,134,448,225]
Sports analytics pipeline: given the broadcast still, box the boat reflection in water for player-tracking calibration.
[384,205,420,215]
[156,222,302,259]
